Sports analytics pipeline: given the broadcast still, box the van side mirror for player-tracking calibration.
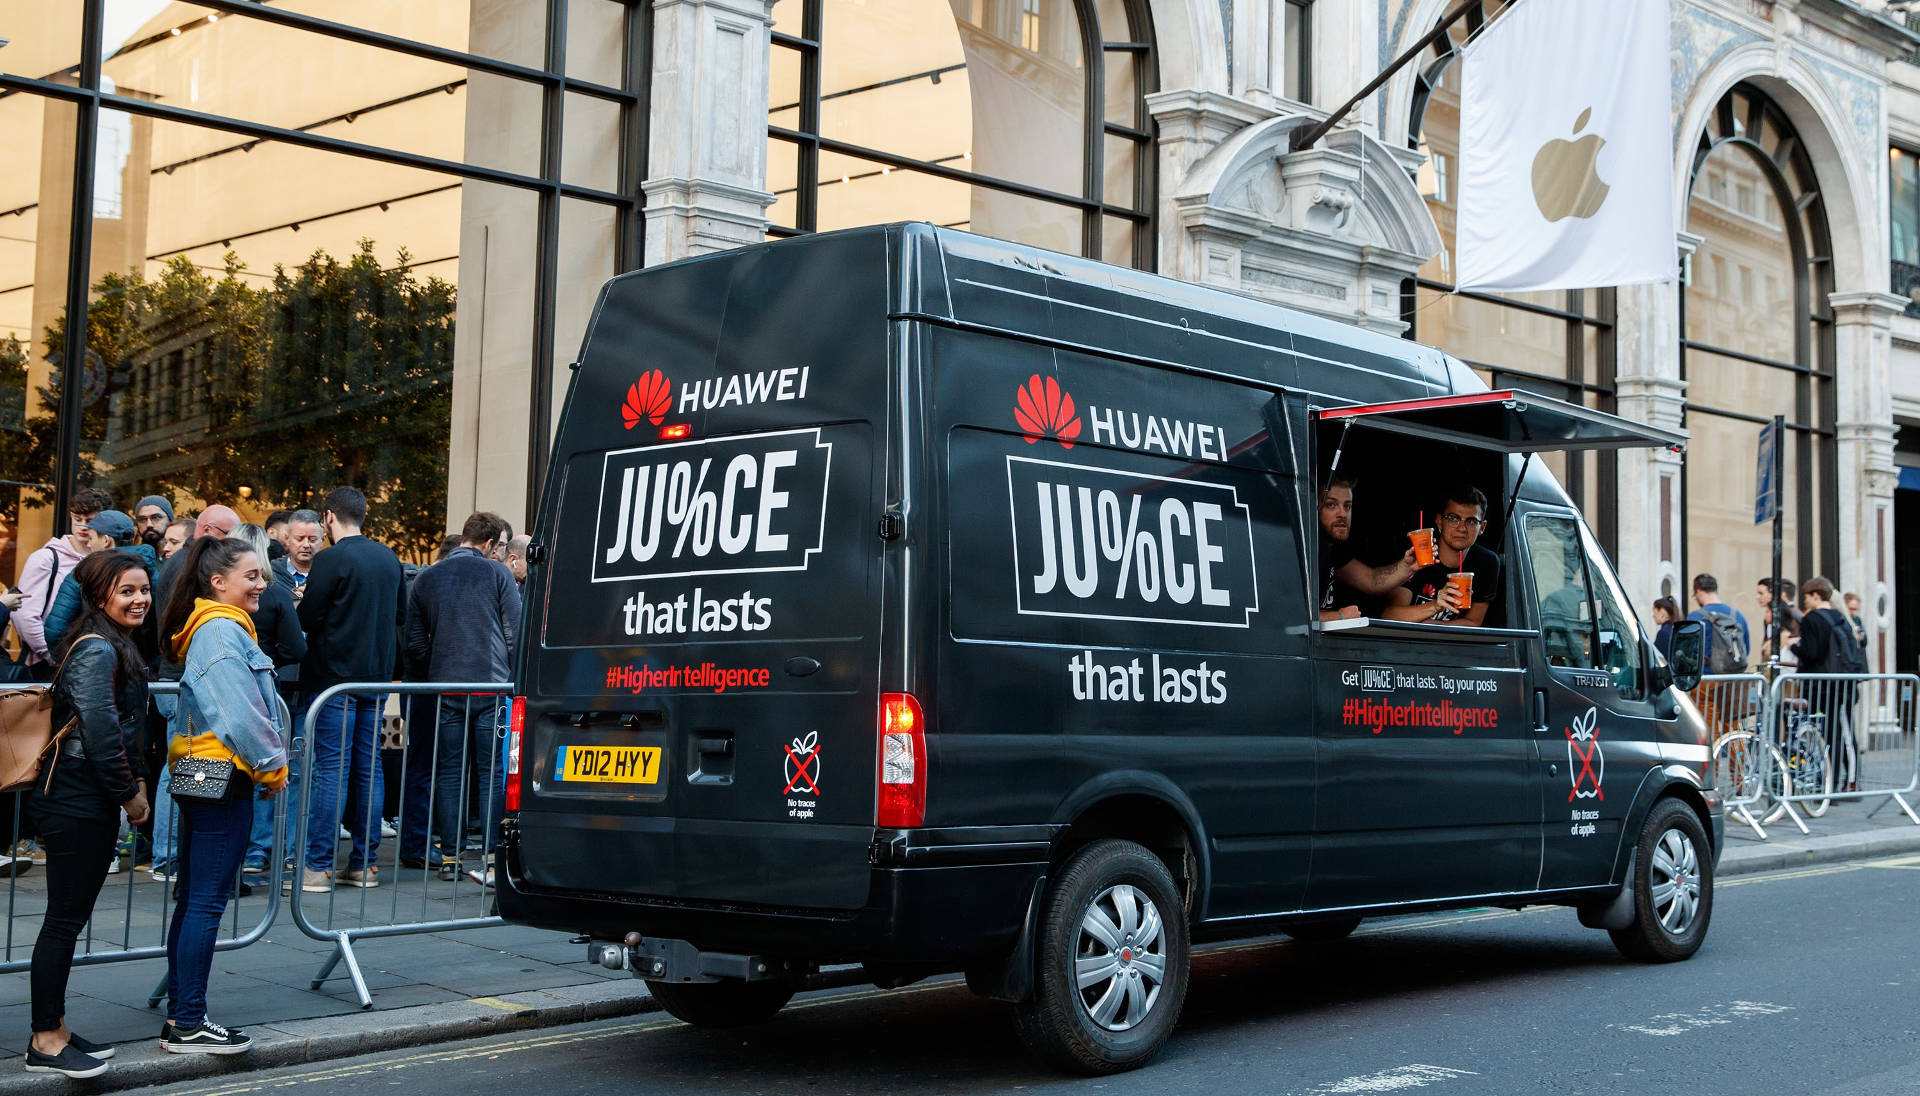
[1668,619,1705,692]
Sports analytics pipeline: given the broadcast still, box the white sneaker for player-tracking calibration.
[380,819,398,838]
[466,868,495,889]
[338,826,351,840]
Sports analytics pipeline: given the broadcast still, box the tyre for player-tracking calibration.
[644,978,794,1028]
[1281,916,1361,942]
[1013,840,1190,1075]
[1607,799,1713,963]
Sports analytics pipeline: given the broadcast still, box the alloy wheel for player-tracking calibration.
[1074,884,1165,1032]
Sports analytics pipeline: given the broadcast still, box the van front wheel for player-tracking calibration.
[1013,840,1190,1074]
[645,978,794,1028]
[1607,799,1713,963]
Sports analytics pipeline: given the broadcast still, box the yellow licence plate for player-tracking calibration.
[555,745,662,784]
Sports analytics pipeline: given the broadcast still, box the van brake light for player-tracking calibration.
[877,692,925,828]
[505,696,526,813]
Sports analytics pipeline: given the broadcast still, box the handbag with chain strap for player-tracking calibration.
[169,712,236,803]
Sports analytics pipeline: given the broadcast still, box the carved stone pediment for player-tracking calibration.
[1158,109,1443,335]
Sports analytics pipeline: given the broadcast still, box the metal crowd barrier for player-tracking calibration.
[0,683,291,1011]
[1764,673,1920,825]
[288,681,513,1009]
[1693,673,1798,840]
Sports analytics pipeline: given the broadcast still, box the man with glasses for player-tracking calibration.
[1384,485,1500,627]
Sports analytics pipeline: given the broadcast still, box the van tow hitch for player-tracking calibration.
[587,937,801,983]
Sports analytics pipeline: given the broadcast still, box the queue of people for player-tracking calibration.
[1,485,525,1077]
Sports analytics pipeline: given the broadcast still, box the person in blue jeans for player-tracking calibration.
[229,524,304,876]
[398,513,520,887]
[295,487,406,894]
[301,691,386,888]
[158,536,289,1055]
[399,695,504,877]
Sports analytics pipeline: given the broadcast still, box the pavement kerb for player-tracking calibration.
[9,825,1918,1093]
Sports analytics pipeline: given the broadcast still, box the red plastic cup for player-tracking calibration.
[1409,528,1436,568]
[1446,572,1474,612]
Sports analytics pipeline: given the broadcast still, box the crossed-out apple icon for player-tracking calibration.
[1531,107,1611,222]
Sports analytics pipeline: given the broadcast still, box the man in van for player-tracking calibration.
[1317,472,1418,621]
[1383,485,1498,627]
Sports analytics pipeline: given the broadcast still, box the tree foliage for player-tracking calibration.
[9,242,455,559]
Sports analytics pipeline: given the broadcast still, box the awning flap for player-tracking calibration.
[1316,390,1685,454]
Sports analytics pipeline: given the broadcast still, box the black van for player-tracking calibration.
[497,224,1721,1074]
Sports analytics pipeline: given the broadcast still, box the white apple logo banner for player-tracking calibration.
[1454,0,1676,293]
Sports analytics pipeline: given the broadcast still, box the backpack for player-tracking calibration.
[1817,608,1868,675]
[1703,611,1748,674]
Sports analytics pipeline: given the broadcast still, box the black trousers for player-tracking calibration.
[30,811,119,1032]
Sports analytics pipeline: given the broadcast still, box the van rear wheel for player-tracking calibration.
[1607,799,1713,963]
[1013,840,1190,1075]
[645,979,794,1028]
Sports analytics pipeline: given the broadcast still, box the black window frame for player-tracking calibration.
[0,0,652,519]
[767,0,1157,270]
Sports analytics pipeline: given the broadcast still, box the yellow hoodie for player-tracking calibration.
[168,599,289,791]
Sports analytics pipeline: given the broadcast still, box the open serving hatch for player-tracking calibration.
[1316,390,1685,455]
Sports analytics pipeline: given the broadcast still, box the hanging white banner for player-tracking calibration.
[1455,0,1676,293]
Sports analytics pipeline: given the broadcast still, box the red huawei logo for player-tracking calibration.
[621,370,672,430]
[1014,375,1081,449]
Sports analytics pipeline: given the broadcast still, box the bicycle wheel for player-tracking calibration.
[1791,725,1833,817]
[1710,731,1766,805]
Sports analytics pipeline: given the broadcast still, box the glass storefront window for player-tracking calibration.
[98,4,546,177]
[772,0,1151,265]
[0,91,76,592]
[0,1,83,81]
[82,112,465,560]
[1682,85,1833,595]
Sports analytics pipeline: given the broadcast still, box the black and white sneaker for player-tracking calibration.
[24,1043,109,1078]
[159,1019,251,1055]
[65,1032,114,1059]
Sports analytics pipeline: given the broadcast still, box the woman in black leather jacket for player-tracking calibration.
[24,551,154,1078]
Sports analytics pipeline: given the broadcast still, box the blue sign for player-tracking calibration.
[1754,421,1779,525]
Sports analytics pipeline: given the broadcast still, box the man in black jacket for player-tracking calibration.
[1790,576,1865,792]
[397,512,521,884]
[295,488,405,893]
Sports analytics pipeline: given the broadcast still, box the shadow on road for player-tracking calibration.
[588,916,1625,1090]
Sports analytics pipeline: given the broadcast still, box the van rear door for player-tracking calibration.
[517,231,892,911]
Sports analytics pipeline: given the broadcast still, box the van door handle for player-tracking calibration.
[1532,688,1549,733]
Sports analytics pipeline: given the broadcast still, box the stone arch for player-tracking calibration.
[1675,43,1880,293]
[1139,0,1228,93]
[1379,0,1460,148]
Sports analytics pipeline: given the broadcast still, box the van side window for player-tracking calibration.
[1580,523,1646,701]
[1524,517,1594,669]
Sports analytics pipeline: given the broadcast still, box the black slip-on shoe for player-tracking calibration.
[64,1032,113,1059]
[24,1043,109,1078]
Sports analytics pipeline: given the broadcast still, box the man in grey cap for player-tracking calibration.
[134,496,173,552]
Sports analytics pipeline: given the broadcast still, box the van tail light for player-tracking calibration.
[504,696,526,813]
[877,692,925,828]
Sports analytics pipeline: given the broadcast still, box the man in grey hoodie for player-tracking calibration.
[12,487,112,676]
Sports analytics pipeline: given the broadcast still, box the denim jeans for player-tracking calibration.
[30,812,119,1032]
[164,790,253,1027]
[302,693,385,873]
[399,696,504,865]
[150,764,178,870]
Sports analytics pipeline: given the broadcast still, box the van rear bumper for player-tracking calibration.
[495,830,1046,965]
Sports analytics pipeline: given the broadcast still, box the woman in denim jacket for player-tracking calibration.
[154,538,288,1056]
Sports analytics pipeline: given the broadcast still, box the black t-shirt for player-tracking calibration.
[1319,535,1356,611]
[1405,544,1501,622]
